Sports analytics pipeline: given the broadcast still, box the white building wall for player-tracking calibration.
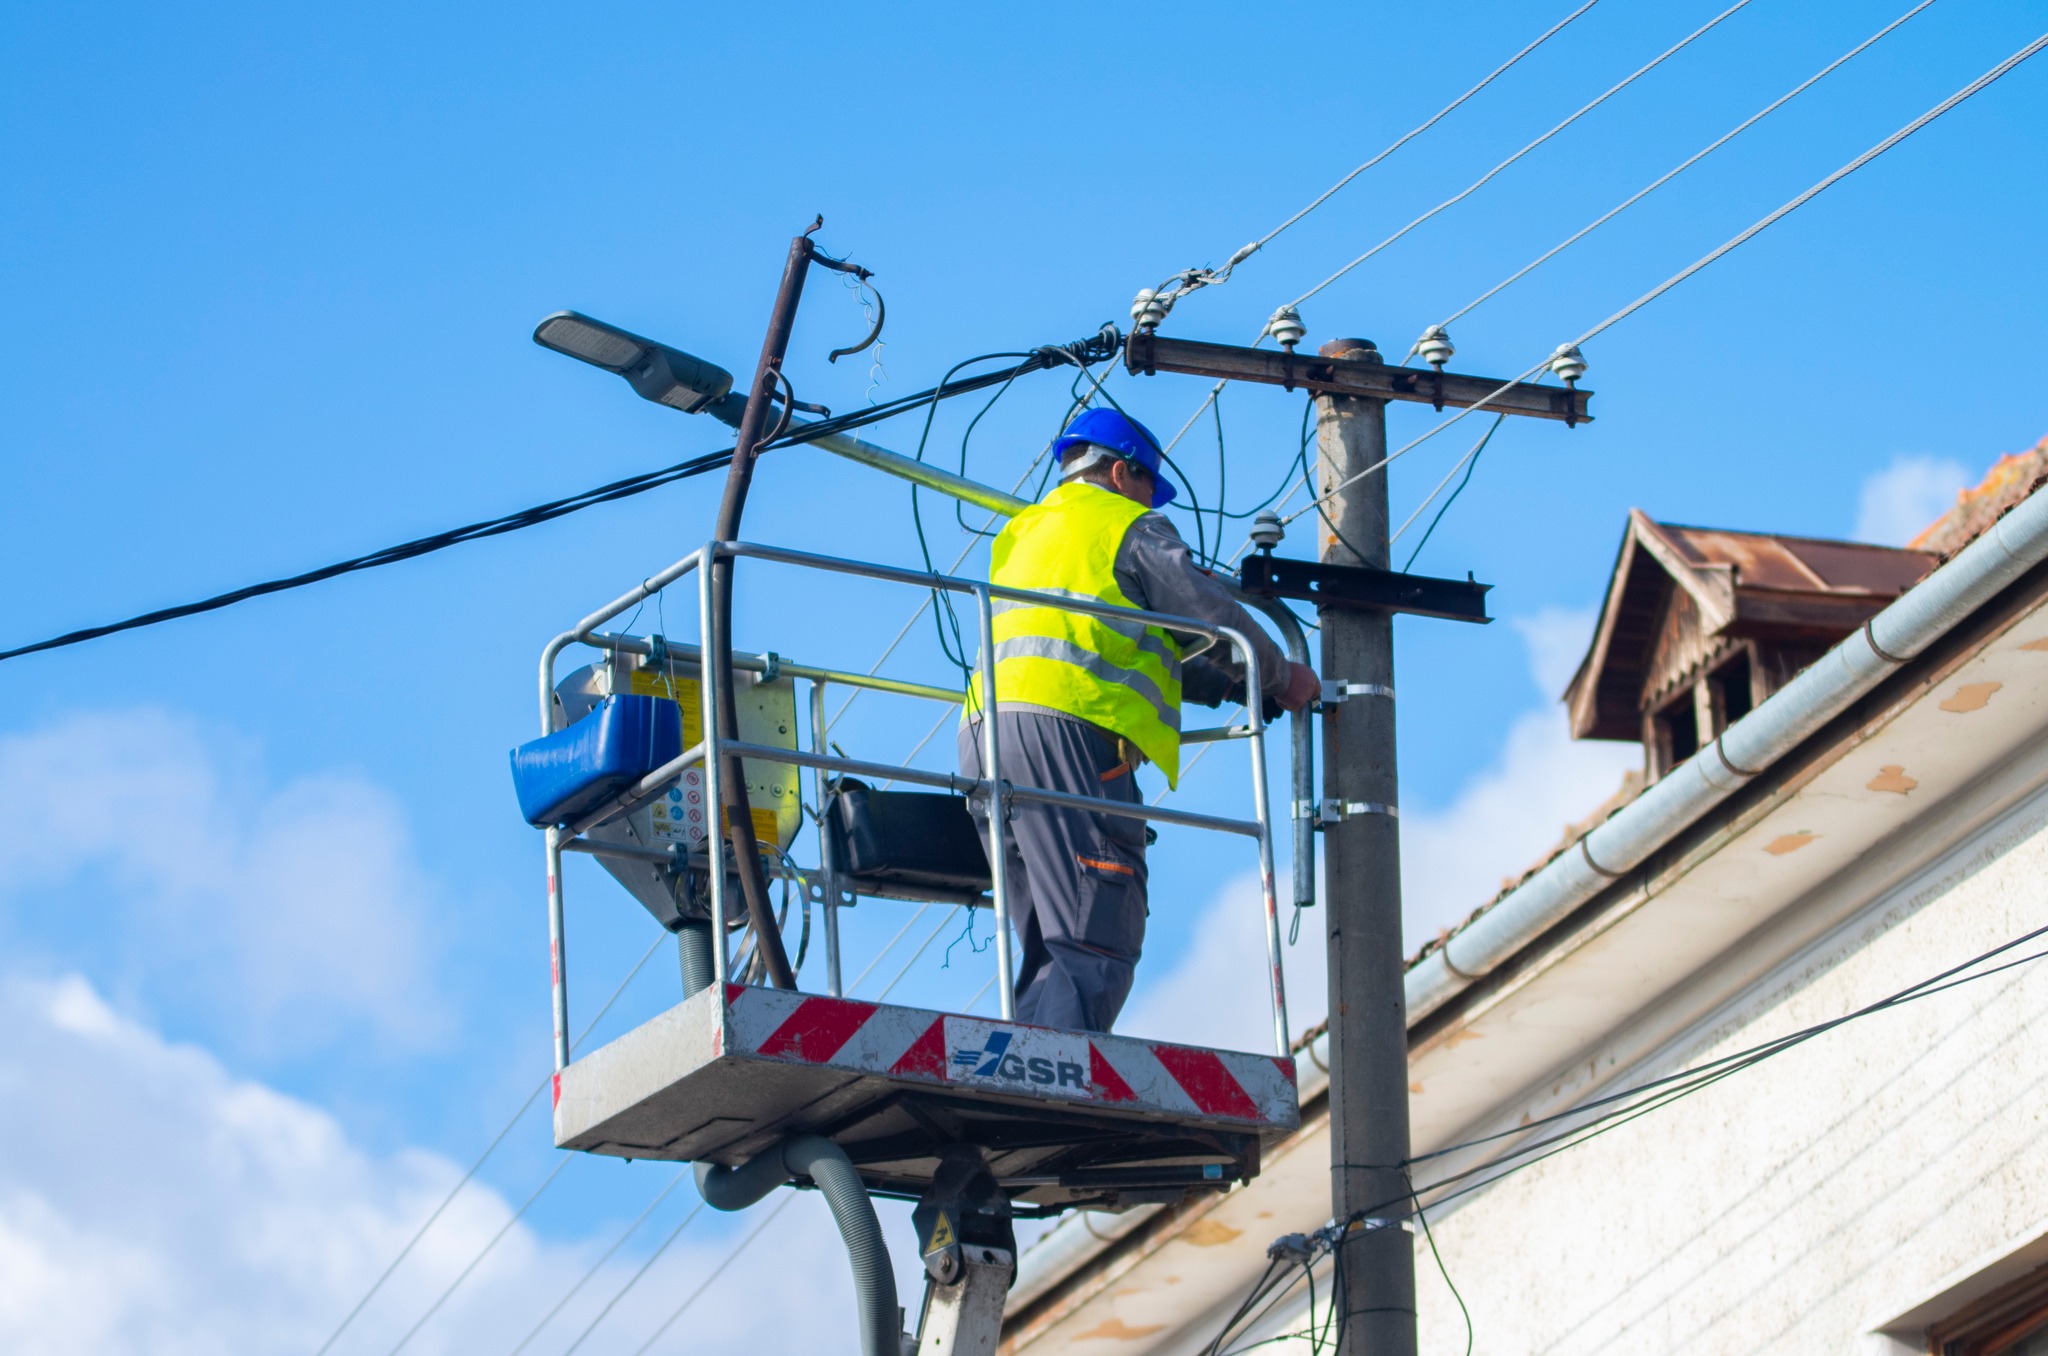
[1376,782,2048,1355]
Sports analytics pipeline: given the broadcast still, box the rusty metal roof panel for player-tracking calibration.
[1648,523,1935,597]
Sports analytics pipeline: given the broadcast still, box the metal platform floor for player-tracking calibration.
[554,984,1301,1209]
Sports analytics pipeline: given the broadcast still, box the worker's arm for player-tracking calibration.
[1114,513,1296,706]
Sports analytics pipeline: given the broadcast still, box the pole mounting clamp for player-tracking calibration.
[1320,681,1394,705]
[1316,800,1397,826]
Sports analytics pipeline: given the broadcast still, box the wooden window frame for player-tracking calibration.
[1927,1262,2048,1354]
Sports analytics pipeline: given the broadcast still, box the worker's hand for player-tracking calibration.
[1277,661,1321,713]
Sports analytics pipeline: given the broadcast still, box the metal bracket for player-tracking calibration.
[759,649,781,683]
[1316,801,1398,827]
[1320,680,1394,705]
[1241,554,1492,624]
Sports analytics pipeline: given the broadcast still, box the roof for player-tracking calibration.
[1911,435,2048,558]
[1565,511,1936,741]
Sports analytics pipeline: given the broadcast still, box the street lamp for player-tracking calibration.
[532,310,735,415]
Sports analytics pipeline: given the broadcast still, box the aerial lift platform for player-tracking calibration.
[512,538,1311,1348]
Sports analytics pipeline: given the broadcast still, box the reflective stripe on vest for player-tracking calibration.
[965,482,1186,785]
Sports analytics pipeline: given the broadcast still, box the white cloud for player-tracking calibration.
[0,966,910,1354]
[0,709,447,1053]
[1401,607,1635,947]
[1854,454,1969,546]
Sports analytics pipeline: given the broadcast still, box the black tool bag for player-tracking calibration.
[826,778,992,904]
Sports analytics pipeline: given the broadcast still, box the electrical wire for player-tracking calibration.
[1284,0,1755,312]
[311,931,667,1356]
[627,1195,796,1356]
[1285,25,2048,531]
[1336,919,2048,1238]
[845,902,934,994]
[558,1200,709,1355]
[384,1156,573,1355]
[1148,0,1604,308]
[874,905,963,999]
[909,353,1040,677]
[1424,0,1941,340]
[503,1166,693,1356]
[1207,910,2048,1356]
[1,446,734,667]
[2,331,1117,668]
[1409,1171,1473,1356]
[822,357,1120,737]
[1395,414,1504,572]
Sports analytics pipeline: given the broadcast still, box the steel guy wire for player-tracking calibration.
[1285,25,2048,531]
[845,902,934,994]
[967,971,1000,1012]
[1422,0,1942,343]
[501,1165,692,1356]
[1147,0,1604,310]
[877,704,957,790]
[628,1195,797,1356]
[1284,0,1755,313]
[383,1155,573,1356]
[312,932,667,1356]
[874,905,964,999]
[557,1200,709,1355]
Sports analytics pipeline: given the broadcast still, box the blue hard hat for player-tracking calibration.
[1052,408,1177,508]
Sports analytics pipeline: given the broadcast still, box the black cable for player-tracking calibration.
[1,329,1122,668]
[1328,921,2048,1233]
[1411,921,2048,1175]
[952,362,1031,540]
[0,445,738,665]
[1409,1170,1472,1356]
[909,354,1031,678]
[1401,414,1503,573]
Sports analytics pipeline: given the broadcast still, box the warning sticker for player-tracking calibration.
[626,669,703,749]
[923,1210,956,1254]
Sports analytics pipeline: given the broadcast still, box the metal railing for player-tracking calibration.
[535,539,1306,1061]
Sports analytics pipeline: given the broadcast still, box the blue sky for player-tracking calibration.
[4,2,2047,1351]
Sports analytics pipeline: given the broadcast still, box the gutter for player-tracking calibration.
[1010,484,2048,1322]
[1409,482,2048,1023]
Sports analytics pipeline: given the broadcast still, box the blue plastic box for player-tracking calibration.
[510,694,684,828]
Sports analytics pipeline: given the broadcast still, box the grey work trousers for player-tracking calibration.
[958,710,1149,1033]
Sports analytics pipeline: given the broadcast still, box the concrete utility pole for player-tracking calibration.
[1121,324,1589,1354]
[1312,339,1415,1355]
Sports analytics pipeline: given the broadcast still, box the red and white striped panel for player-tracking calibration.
[720,986,1297,1129]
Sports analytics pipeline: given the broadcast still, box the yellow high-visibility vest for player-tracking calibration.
[965,481,1186,784]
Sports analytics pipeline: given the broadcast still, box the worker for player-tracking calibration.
[958,407,1320,1033]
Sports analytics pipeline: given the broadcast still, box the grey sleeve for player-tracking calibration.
[1113,512,1293,698]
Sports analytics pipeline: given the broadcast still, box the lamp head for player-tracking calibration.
[532,311,735,415]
